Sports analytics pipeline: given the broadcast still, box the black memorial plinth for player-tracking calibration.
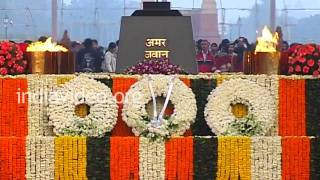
[132,2,182,16]
[117,2,197,73]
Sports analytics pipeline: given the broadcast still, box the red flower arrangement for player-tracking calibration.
[0,41,27,75]
[124,58,187,75]
[288,44,320,76]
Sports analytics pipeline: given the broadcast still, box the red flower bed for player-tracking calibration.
[0,41,27,75]
[288,44,320,76]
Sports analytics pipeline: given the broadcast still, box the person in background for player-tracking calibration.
[217,39,230,56]
[24,40,32,44]
[234,37,250,72]
[92,39,98,49]
[228,43,237,56]
[195,39,214,73]
[280,41,290,75]
[213,42,234,73]
[116,40,120,57]
[227,43,238,72]
[71,41,82,71]
[195,41,199,54]
[92,39,105,72]
[71,41,82,55]
[276,26,284,51]
[38,36,48,43]
[196,39,203,54]
[101,42,117,73]
[60,30,71,49]
[76,39,99,73]
[234,37,251,60]
[210,43,219,57]
[282,41,289,52]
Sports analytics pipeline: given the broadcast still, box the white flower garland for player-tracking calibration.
[139,138,165,180]
[26,136,55,180]
[238,75,279,135]
[28,75,58,136]
[251,137,282,180]
[205,78,276,135]
[122,75,197,139]
[48,76,118,137]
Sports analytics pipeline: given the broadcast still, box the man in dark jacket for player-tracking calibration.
[76,39,100,73]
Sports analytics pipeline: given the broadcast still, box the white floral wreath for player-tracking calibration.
[122,75,197,140]
[48,76,118,137]
[205,78,276,135]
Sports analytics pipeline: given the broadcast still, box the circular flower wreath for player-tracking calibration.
[48,76,118,137]
[122,75,197,140]
[205,78,276,136]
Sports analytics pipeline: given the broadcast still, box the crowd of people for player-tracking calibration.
[195,37,290,73]
[196,27,292,73]
[72,39,118,73]
[63,34,119,73]
[34,31,119,73]
[22,28,293,74]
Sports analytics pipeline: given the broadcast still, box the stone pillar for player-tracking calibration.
[197,0,220,43]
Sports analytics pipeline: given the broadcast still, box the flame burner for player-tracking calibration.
[27,38,68,52]
[244,51,280,75]
[255,26,279,53]
[25,37,74,74]
[243,26,281,75]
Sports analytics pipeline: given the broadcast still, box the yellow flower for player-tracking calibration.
[54,136,87,180]
[217,137,251,180]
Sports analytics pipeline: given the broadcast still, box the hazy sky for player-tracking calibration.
[171,0,320,23]
[63,0,320,23]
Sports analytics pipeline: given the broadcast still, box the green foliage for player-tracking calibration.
[223,114,264,136]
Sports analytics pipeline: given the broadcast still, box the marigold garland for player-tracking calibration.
[2,74,320,179]
[281,137,310,180]
[0,137,26,179]
[54,136,87,180]
[279,79,306,136]
[216,75,228,86]
[2,136,320,179]
[110,137,139,180]
[111,77,138,136]
[0,78,28,136]
[56,76,74,86]
[165,137,193,180]
[179,78,193,136]
[217,136,251,180]
[232,103,248,118]
[179,77,191,87]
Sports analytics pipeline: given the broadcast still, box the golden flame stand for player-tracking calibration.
[27,52,75,74]
[243,51,281,75]
[30,52,46,74]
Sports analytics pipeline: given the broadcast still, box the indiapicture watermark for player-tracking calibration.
[16,88,142,105]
